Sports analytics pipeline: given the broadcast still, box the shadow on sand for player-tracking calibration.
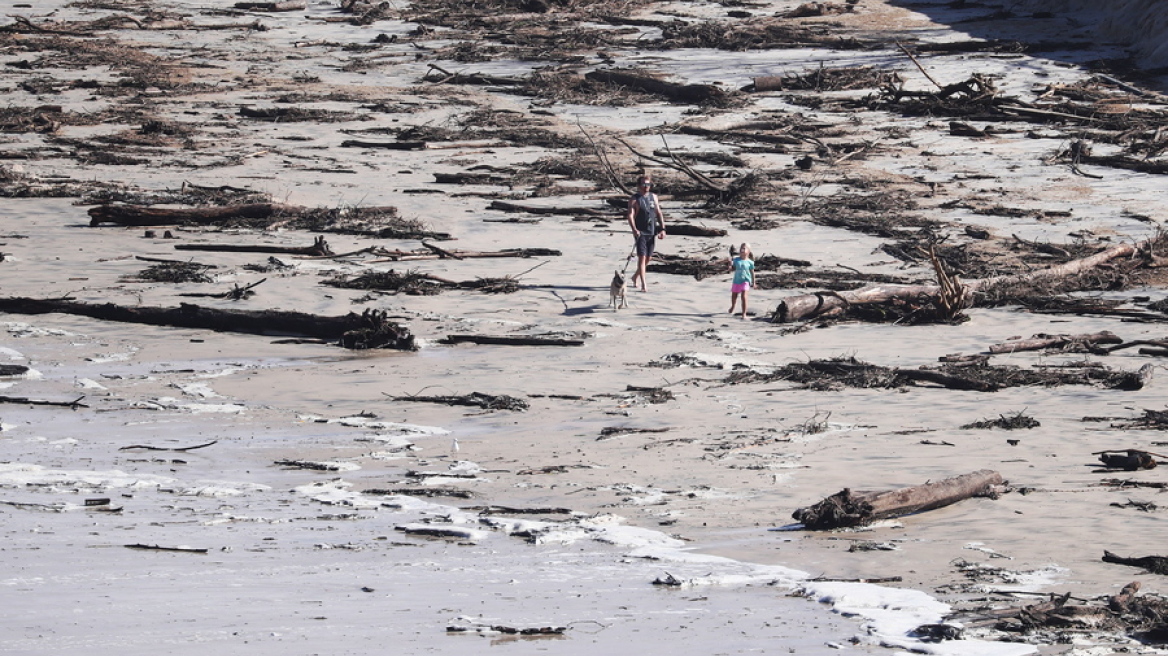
[885,1,1168,90]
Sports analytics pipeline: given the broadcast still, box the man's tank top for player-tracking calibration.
[632,193,658,234]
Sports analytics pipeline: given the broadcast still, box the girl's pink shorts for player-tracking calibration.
[731,282,751,293]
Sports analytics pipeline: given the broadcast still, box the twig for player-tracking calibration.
[1095,74,1168,102]
[179,278,267,300]
[614,136,728,193]
[510,260,548,279]
[125,543,209,553]
[421,241,463,260]
[829,138,881,166]
[896,41,943,90]
[118,440,219,452]
[656,132,727,192]
[10,15,90,36]
[809,575,904,583]
[577,119,629,195]
[0,395,87,408]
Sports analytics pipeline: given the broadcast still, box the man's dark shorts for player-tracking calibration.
[634,233,656,257]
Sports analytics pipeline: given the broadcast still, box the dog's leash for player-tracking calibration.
[621,245,636,274]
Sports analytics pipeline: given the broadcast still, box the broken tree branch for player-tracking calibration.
[614,136,728,193]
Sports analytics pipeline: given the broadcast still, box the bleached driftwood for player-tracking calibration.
[772,242,1140,322]
[989,331,1124,354]
[792,469,1006,530]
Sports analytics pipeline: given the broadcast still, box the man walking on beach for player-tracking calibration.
[626,175,666,292]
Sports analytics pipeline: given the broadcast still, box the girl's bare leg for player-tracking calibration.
[729,292,739,313]
[740,291,748,318]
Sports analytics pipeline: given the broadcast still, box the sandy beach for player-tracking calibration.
[4,0,1168,653]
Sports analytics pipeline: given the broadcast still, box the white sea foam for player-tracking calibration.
[0,463,175,490]
[172,382,221,398]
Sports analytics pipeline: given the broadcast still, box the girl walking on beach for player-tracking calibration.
[729,242,754,319]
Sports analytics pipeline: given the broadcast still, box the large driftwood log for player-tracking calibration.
[0,298,416,350]
[793,469,1005,530]
[1103,550,1168,575]
[772,242,1139,322]
[89,203,300,227]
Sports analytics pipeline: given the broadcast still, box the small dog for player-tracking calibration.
[609,269,627,310]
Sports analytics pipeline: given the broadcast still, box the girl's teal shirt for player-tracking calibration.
[732,256,754,285]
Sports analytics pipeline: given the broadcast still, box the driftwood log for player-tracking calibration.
[175,235,332,256]
[1103,551,1168,575]
[676,124,802,146]
[125,544,208,553]
[119,440,218,452]
[0,394,87,408]
[388,391,528,411]
[793,469,1005,530]
[312,246,559,261]
[989,331,1124,354]
[340,139,426,150]
[584,69,729,105]
[423,64,526,87]
[488,200,608,216]
[1095,449,1162,471]
[663,223,728,237]
[772,242,1139,322]
[89,203,300,227]
[363,487,475,499]
[235,0,306,10]
[440,334,584,346]
[0,298,416,350]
